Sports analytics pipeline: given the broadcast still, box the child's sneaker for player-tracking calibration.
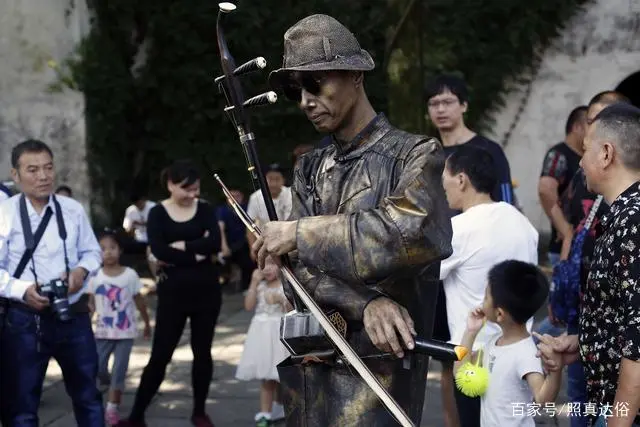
[254,412,272,427]
[105,405,120,426]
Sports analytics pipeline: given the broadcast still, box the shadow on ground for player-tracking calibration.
[40,277,570,426]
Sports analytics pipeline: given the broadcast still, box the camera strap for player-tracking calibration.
[14,194,68,280]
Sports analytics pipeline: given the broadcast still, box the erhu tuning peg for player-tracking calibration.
[214,57,267,83]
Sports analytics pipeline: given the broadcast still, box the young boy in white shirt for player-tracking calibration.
[455,260,563,426]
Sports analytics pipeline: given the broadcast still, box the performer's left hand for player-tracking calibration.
[252,220,298,269]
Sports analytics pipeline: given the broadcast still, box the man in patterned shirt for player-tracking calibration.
[537,102,640,427]
[539,105,587,266]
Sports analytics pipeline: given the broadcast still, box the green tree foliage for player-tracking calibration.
[77,0,390,226]
[72,0,588,226]
[387,0,592,136]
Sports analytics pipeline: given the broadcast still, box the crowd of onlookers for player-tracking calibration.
[423,76,640,427]
[1,72,639,427]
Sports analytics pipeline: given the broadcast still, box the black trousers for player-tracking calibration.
[128,283,222,422]
[454,383,481,427]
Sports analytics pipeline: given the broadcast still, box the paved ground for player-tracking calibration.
[38,286,573,426]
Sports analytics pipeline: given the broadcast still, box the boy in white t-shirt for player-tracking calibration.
[88,231,151,426]
[455,260,563,427]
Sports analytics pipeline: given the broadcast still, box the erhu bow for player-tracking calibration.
[213,3,415,426]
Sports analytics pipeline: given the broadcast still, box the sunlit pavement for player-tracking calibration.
[39,287,570,426]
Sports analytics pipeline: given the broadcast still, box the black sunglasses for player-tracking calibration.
[281,73,325,103]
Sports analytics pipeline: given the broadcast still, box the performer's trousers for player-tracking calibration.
[277,353,429,426]
[1,308,104,426]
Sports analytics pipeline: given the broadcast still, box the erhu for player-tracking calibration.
[213,3,466,426]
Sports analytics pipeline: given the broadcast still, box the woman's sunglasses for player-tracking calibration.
[281,73,325,103]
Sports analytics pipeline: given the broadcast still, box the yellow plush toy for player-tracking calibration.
[455,354,489,398]
[454,321,490,398]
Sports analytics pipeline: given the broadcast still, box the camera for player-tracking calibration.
[39,278,71,322]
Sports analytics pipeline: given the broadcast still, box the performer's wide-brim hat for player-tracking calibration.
[269,14,375,89]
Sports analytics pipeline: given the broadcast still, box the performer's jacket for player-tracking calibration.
[287,113,453,356]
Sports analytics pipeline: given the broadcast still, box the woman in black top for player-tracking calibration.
[121,160,222,427]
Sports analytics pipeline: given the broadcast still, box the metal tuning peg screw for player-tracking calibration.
[214,57,267,84]
[243,91,278,108]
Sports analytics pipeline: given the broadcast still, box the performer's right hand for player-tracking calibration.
[363,297,417,358]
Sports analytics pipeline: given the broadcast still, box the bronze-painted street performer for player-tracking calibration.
[251,14,454,426]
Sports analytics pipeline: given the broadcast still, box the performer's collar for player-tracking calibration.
[331,113,387,158]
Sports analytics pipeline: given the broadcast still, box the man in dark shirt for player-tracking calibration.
[217,188,254,291]
[539,106,587,266]
[538,103,640,427]
[425,74,514,206]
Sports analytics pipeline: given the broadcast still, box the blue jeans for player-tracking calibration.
[566,360,588,427]
[1,307,103,426]
[548,252,561,268]
[534,252,566,343]
[533,316,566,344]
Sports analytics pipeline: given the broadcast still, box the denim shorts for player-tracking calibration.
[96,338,134,391]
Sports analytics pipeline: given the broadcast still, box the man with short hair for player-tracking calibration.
[122,193,155,246]
[547,91,632,427]
[440,144,538,427]
[252,14,453,426]
[122,193,157,276]
[537,103,640,427]
[0,139,103,425]
[425,74,514,206]
[539,105,588,265]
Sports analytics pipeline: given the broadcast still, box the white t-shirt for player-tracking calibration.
[246,187,292,225]
[440,202,538,350]
[88,267,142,340]
[481,334,543,427]
[122,201,156,243]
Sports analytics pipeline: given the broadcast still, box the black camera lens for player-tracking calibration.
[42,279,71,322]
[52,298,71,322]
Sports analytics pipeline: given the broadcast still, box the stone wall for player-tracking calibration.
[487,0,640,234]
[0,0,91,212]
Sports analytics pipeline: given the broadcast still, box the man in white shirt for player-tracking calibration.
[440,144,539,427]
[122,195,155,244]
[0,139,103,426]
[122,194,157,275]
[246,163,292,258]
